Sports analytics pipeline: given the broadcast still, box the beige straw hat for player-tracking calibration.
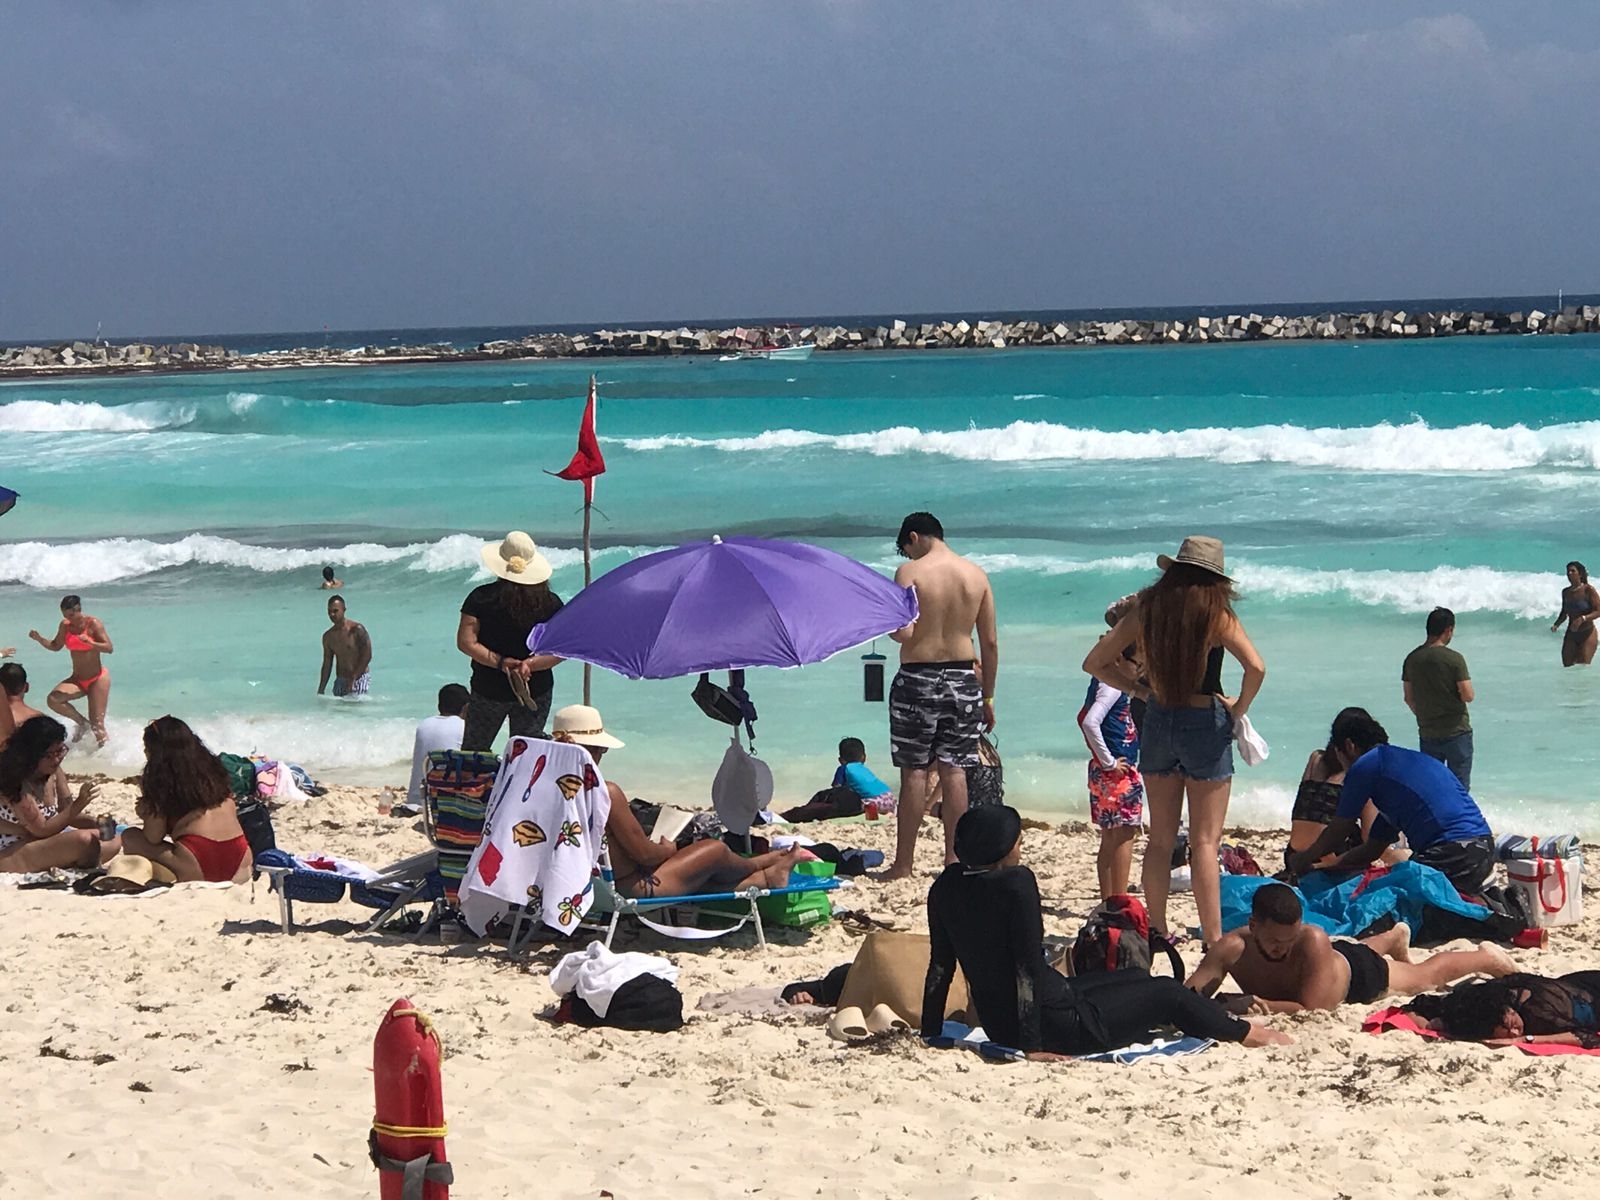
[481,531,553,585]
[552,704,625,749]
[1156,535,1230,580]
[87,853,177,895]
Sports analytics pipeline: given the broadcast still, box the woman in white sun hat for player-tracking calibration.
[551,704,801,900]
[457,532,565,750]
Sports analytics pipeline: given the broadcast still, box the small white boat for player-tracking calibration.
[718,343,815,362]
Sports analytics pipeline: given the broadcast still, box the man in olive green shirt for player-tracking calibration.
[1401,607,1474,789]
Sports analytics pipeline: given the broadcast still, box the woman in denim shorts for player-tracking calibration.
[1083,536,1266,946]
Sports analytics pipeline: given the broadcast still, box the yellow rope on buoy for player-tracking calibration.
[372,1121,449,1139]
[390,1005,441,1049]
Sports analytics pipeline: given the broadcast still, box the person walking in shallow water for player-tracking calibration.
[1402,607,1473,789]
[28,595,113,747]
[1552,561,1599,667]
[318,595,372,698]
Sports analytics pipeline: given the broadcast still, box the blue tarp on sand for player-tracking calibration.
[1220,862,1491,938]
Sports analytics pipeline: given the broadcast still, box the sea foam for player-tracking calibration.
[0,534,641,589]
[944,553,1559,620]
[619,418,1600,472]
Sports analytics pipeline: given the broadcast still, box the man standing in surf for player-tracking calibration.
[28,595,113,747]
[318,595,373,699]
[880,512,998,880]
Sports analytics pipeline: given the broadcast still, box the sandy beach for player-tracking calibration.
[2,778,1596,1200]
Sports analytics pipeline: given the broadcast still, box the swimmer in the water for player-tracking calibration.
[28,595,113,747]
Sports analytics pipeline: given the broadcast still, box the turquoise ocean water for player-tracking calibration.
[4,334,1600,832]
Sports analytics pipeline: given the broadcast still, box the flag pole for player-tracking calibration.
[549,370,605,706]
[582,374,595,706]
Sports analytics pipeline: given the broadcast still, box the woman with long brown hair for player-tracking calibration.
[121,716,251,882]
[1083,537,1265,945]
[0,715,117,872]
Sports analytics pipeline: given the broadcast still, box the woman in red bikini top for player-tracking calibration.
[27,594,113,748]
[120,716,253,883]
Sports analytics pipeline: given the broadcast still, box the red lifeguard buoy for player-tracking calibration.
[370,998,452,1200]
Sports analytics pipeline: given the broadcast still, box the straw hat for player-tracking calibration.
[1156,535,1230,580]
[552,704,625,749]
[87,853,177,895]
[481,531,553,585]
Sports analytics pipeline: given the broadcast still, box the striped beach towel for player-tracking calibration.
[425,750,501,905]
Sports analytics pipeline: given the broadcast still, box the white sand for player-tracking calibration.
[4,780,1598,1199]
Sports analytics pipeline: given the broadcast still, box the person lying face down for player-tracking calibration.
[549,704,799,900]
[1185,883,1514,1014]
[1411,970,1600,1048]
[920,804,1292,1061]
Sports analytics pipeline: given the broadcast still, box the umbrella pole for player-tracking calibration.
[582,492,593,706]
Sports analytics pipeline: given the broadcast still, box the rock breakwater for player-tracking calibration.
[5,305,1597,377]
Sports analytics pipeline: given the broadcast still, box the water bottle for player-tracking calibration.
[377,787,395,816]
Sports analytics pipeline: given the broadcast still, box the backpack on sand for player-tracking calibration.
[1069,894,1184,978]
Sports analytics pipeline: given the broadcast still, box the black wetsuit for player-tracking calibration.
[921,863,1250,1053]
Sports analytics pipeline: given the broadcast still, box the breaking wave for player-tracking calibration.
[619,419,1600,472]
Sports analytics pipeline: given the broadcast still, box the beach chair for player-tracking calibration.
[256,848,444,934]
[594,848,846,951]
[425,749,501,921]
[254,749,500,935]
[459,738,611,952]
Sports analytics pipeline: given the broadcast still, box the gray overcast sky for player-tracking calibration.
[2,1,1597,339]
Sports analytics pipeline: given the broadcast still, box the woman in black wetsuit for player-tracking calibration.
[921,806,1292,1060]
[1412,971,1600,1047]
[1552,561,1600,668]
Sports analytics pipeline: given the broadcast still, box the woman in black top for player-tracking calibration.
[1411,971,1600,1048]
[457,532,565,751]
[921,805,1289,1059]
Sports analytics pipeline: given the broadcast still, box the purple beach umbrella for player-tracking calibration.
[527,535,918,679]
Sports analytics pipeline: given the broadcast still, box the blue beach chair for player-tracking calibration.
[592,848,847,950]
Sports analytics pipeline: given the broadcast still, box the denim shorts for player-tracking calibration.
[1139,697,1234,781]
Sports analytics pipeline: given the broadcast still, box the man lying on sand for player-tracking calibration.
[1186,882,1515,1013]
[549,704,800,898]
[922,805,1291,1059]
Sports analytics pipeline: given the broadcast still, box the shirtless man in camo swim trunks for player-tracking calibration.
[318,595,373,699]
[879,512,997,880]
[28,595,113,747]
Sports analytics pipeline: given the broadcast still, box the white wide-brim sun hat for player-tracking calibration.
[481,531,553,585]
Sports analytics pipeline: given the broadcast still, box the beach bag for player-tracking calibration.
[1069,894,1184,978]
[560,975,684,1032]
[757,860,836,928]
[965,735,1004,807]
[218,752,258,801]
[236,795,277,858]
[1502,836,1583,928]
[835,931,971,1026]
[691,674,744,726]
